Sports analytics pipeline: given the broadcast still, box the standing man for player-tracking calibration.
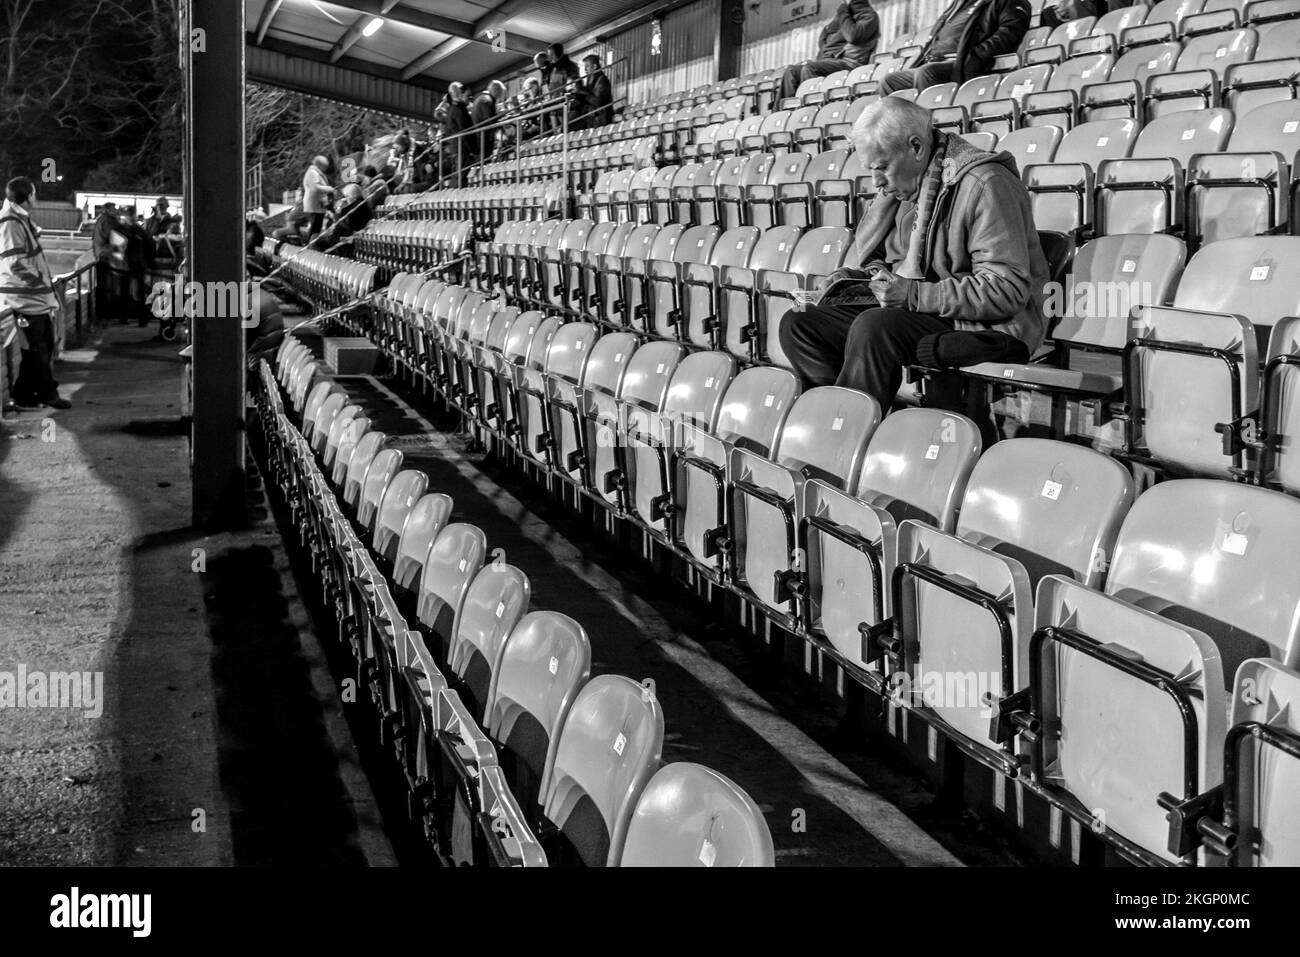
[878,0,1030,94]
[544,44,580,132]
[0,177,71,410]
[575,54,614,129]
[780,2,881,102]
[301,155,335,239]
[438,83,473,183]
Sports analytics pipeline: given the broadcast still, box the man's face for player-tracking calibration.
[856,132,929,201]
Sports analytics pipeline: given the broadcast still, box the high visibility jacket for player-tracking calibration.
[0,199,58,315]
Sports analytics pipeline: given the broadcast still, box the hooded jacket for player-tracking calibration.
[922,0,1031,83]
[850,132,1049,352]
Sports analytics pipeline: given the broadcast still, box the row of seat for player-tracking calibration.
[260,344,776,866]
[278,248,378,309]
[326,281,1300,867]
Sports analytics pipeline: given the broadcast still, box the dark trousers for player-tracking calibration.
[780,57,857,101]
[779,303,952,409]
[12,311,60,405]
[306,212,325,238]
[878,60,955,95]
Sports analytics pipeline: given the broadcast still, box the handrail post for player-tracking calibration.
[516,117,522,185]
[562,99,569,208]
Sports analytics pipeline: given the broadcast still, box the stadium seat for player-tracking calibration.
[357,448,403,532]
[539,674,664,867]
[485,610,592,813]
[1025,117,1138,237]
[443,563,531,722]
[884,438,1134,770]
[1126,236,1300,478]
[1187,100,1300,246]
[1081,43,1181,121]
[619,763,775,866]
[670,366,799,574]
[1021,54,1115,130]
[800,408,981,670]
[1144,27,1258,118]
[679,226,761,347]
[727,385,881,624]
[415,522,488,658]
[391,492,454,597]
[1095,108,1234,235]
[758,227,855,368]
[372,469,429,567]
[1258,316,1300,494]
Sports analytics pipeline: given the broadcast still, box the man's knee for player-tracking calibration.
[846,309,919,357]
[878,69,913,95]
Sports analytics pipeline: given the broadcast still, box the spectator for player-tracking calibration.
[1041,0,1107,27]
[778,98,1047,414]
[118,205,150,325]
[0,176,70,410]
[438,83,473,182]
[544,44,580,131]
[471,80,506,128]
[245,218,268,277]
[301,155,335,239]
[575,54,614,129]
[533,51,552,90]
[879,0,1031,94]
[272,206,311,245]
[779,2,881,101]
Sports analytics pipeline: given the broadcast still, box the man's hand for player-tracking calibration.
[819,266,871,290]
[868,267,914,308]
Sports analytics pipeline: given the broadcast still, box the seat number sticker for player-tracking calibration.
[821,244,832,253]
[496,601,505,619]
[831,416,844,431]
[1026,142,1037,153]
[1285,121,1299,135]
[705,376,715,388]
[925,444,940,460]
[1041,480,1063,500]
[458,558,467,571]
[549,656,559,675]
[1215,47,1227,58]
[1096,136,1108,146]
[656,362,666,373]
[764,393,775,407]
[1251,265,1270,281]
[1221,531,1248,555]
[1147,59,1158,69]
[613,732,627,755]
[1122,259,1137,273]
[1181,129,1195,140]
[699,839,717,867]
[615,352,624,362]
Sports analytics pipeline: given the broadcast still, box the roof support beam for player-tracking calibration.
[322,0,549,54]
[252,34,446,92]
[254,0,284,44]
[330,15,371,63]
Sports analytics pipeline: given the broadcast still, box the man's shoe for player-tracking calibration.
[43,397,72,410]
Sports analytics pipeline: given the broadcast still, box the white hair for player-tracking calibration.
[851,97,933,152]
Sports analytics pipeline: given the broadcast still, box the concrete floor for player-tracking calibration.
[0,324,389,866]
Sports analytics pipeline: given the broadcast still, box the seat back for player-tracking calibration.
[542,674,665,867]
[446,563,530,721]
[1109,480,1300,674]
[1054,118,1139,165]
[619,763,774,867]
[1000,125,1063,170]
[487,611,592,813]
[853,408,983,530]
[955,438,1135,589]
[373,468,429,562]
[343,430,386,506]
[416,522,488,643]
[392,492,454,593]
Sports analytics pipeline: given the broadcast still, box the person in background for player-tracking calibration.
[301,155,335,239]
[0,176,71,410]
[544,44,580,132]
[471,80,506,128]
[118,205,150,325]
[533,51,552,91]
[438,83,473,182]
[780,2,881,102]
[878,0,1030,93]
[144,197,173,233]
[575,54,614,129]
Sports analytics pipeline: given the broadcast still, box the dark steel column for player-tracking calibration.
[186,0,247,528]
[715,0,745,82]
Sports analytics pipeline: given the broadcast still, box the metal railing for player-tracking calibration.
[53,260,100,343]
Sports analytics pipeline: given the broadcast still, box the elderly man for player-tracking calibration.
[780,2,880,102]
[879,0,1030,94]
[779,97,1047,412]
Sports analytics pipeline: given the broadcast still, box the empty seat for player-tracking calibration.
[485,610,592,812]
[1187,100,1300,245]
[392,492,454,595]
[1001,124,1063,172]
[801,409,982,670]
[443,563,531,721]
[540,674,665,867]
[1126,236,1300,477]
[372,468,429,565]
[619,763,775,867]
[679,226,760,348]
[1096,109,1234,235]
[1081,43,1181,120]
[1145,28,1258,117]
[1025,118,1138,236]
[1021,54,1115,129]
[1031,479,1300,862]
[885,438,1134,769]
[416,522,488,656]
[727,386,881,623]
